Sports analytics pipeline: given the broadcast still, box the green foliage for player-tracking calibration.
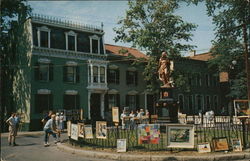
[0,0,31,114]
[114,0,197,91]
[202,0,250,99]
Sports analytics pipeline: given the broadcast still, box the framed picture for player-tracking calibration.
[78,123,84,138]
[67,121,71,136]
[84,125,93,139]
[231,139,242,152]
[197,143,211,153]
[138,124,160,144]
[212,137,229,151]
[117,139,126,152]
[96,121,107,139]
[112,107,119,123]
[70,124,79,141]
[166,124,194,148]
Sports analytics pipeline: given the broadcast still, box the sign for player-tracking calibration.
[112,107,119,123]
[117,139,126,152]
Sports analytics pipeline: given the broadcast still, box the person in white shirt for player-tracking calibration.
[43,114,58,147]
[6,113,18,146]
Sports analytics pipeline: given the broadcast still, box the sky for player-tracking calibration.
[28,1,215,55]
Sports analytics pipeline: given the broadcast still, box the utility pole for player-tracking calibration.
[242,23,250,108]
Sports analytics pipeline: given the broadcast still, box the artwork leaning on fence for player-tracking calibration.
[96,121,107,139]
[67,121,71,137]
[138,124,160,144]
[78,123,84,138]
[84,125,93,139]
[166,124,194,148]
[70,124,79,141]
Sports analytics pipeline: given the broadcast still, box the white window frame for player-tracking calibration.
[89,35,100,54]
[65,30,77,51]
[37,26,51,48]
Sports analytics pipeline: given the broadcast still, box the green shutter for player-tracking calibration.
[49,63,53,81]
[125,95,129,106]
[116,69,120,84]
[49,94,53,111]
[135,71,138,86]
[104,94,108,112]
[76,66,80,83]
[116,94,120,108]
[136,95,139,109]
[126,71,129,85]
[63,66,66,82]
[76,94,80,109]
[34,63,39,80]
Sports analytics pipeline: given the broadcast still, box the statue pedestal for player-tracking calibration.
[156,87,178,123]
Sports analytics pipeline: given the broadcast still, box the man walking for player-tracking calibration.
[6,113,18,146]
[43,114,58,147]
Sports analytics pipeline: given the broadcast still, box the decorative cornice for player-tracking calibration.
[32,46,107,61]
[31,13,104,35]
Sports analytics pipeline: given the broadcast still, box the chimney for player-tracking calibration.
[189,50,196,57]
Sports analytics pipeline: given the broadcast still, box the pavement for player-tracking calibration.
[1,131,250,161]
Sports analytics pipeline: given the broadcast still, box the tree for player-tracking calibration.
[114,0,197,92]
[203,0,250,99]
[0,0,31,131]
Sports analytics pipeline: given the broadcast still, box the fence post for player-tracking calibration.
[242,119,247,149]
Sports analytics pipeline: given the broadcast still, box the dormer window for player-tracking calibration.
[89,35,100,54]
[65,31,77,51]
[37,26,50,48]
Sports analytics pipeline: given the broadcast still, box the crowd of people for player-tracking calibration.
[6,110,65,147]
[120,108,150,129]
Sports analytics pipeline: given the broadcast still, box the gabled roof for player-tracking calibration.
[105,44,148,59]
[188,52,213,61]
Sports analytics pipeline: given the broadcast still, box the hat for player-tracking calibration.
[56,113,59,116]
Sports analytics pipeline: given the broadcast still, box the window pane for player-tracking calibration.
[92,39,98,53]
[100,67,105,83]
[64,95,78,109]
[39,64,49,81]
[93,66,98,83]
[68,35,75,51]
[35,94,50,113]
[108,94,116,110]
[66,66,76,82]
[127,71,136,85]
[128,95,136,110]
[40,31,48,47]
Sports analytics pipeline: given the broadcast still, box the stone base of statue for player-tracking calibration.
[156,86,178,123]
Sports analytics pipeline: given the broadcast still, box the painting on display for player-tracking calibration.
[138,124,160,144]
[212,137,229,152]
[67,121,71,136]
[112,107,119,123]
[166,124,194,148]
[70,124,79,141]
[197,143,211,153]
[96,121,107,139]
[231,139,242,152]
[78,123,84,138]
[84,125,93,139]
[117,139,127,152]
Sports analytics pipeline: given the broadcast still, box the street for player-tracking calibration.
[1,132,112,161]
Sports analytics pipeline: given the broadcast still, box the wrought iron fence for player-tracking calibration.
[69,116,250,151]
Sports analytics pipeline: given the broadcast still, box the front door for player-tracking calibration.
[90,93,101,121]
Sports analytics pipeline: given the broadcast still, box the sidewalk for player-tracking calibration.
[1,131,44,137]
[57,143,250,161]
